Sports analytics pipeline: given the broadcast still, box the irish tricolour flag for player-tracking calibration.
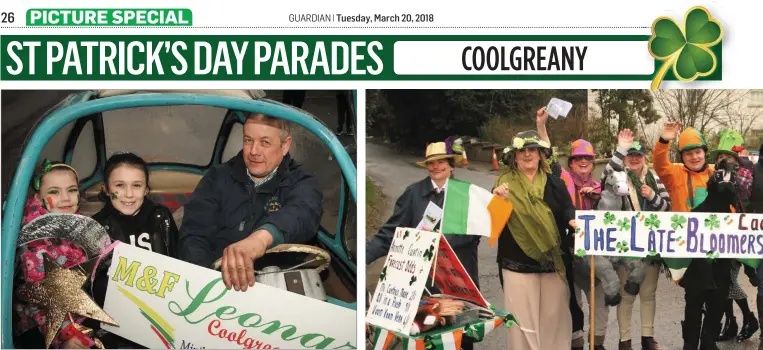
[440,179,513,246]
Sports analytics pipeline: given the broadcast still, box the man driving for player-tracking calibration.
[178,113,323,292]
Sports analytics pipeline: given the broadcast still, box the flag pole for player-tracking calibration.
[590,256,595,350]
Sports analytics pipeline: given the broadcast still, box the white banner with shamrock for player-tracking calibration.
[573,210,763,259]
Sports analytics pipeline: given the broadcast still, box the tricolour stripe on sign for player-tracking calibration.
[403,337,426,350]
[435,329,463,350]
[372,328,394,350]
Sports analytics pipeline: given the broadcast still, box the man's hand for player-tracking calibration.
[661,121,681,141]
[221,229,273,292]
[618,129,634,150]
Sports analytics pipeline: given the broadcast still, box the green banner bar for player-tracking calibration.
[26,9,192,26]
[0,35,721,81]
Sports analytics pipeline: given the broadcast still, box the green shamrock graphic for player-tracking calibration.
[687,188,709,209]
[409,275,417,286]
[616,240,630,253]
[671,214,688,230]
[649,6,723,89]
[706,251,720,259]
[379,266,387,282]
[603,212,616,225]
[617,218,631,231]
[575,249,586,258]
[648,250,658,256]
[423,245,435,261]
[704,214,721,230]
[403,230,410,240]
[110,191,119,200]
[644,214,661,230]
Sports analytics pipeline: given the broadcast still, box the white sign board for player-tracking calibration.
[102,243,356,349]
[366,228,440,335]
[574,210,763,259]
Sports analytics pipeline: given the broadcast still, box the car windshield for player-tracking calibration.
[103,105,226,166]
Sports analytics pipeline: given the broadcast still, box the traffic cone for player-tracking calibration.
[461,149,469,165]
[492,148,500,169]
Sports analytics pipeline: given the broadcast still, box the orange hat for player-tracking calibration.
[677,127,708,152]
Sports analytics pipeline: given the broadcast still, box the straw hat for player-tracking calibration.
[416,142,463,167]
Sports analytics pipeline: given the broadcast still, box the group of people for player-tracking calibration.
[367,106,763,350]
[12,113,325,348]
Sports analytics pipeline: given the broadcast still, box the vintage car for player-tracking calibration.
[0,89,357,348]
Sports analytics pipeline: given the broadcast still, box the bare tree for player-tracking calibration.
[721,92,763,141]
[653,90,747,134]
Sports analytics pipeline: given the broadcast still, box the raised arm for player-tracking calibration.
[536,106,551,145]
[652,122,682,189]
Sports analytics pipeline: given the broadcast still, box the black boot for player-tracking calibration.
[717,315,738,341]
[738,310,760,341]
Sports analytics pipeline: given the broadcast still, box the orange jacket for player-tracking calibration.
[652,139,714,212]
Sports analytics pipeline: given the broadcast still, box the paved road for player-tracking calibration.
[366,141,761,350]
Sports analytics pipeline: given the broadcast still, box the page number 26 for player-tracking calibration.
[1,12,14,23]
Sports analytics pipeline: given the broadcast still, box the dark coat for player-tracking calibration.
[365,177,482,287]
[178,151,323,268]
[748,154,763,214]
[680,172,736,290]
[92,199,178,258]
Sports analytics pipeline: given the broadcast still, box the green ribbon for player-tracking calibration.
[33,158,54,191]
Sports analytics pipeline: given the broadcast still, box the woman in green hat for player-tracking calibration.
[493,128,580,349]
[599,129,671,350]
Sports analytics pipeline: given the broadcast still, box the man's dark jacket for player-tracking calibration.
[366,177,481,286]
[178,151,323,268]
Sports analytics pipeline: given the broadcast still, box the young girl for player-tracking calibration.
[15,160,105,348]
[91,152,178,258]
[23,159,81,224]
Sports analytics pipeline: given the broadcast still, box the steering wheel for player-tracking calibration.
[211,243,331,274]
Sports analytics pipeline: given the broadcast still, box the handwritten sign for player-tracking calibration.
[366,228,440,335]
[102,243,356,349]
[433,238,489,308]
[574,210,763,259]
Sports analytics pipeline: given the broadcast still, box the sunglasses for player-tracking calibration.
[572,156,594,162]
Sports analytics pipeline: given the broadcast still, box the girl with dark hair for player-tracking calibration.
[91,152,178,257]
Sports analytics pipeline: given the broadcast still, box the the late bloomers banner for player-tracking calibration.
[574,210,763,259]
[101,244,356,349]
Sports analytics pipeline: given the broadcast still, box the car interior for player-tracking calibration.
[27,90,357,305]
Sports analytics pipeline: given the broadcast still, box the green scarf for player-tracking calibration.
[496,169,565,273]
[627,166,658,207]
